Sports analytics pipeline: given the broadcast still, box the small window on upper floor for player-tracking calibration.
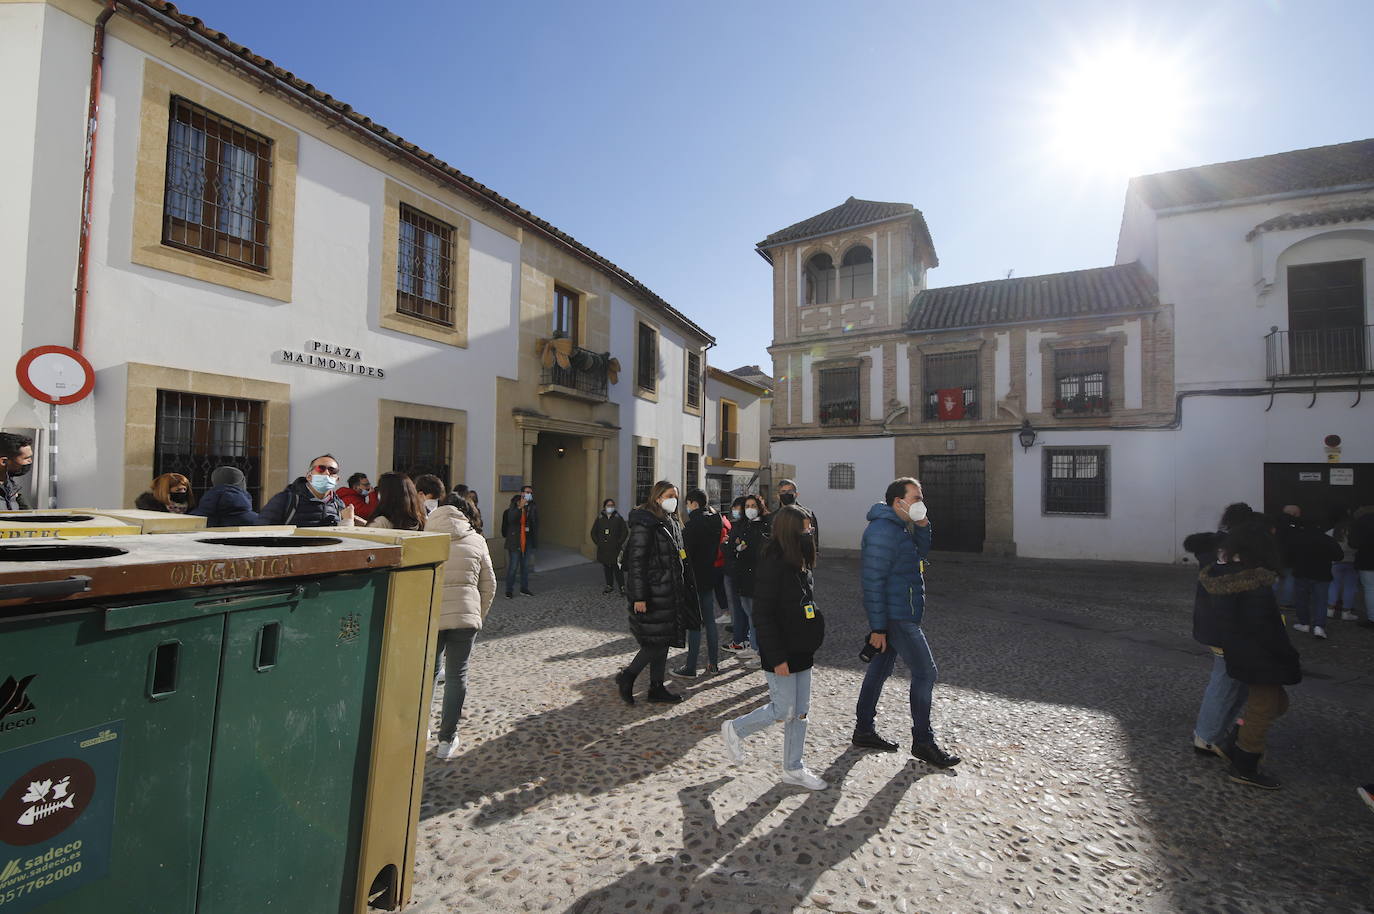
[804,253,835,305]
[924,351,980,421]
[636,323,659,393]
[685,351,702,411]
[163,96,274,271]
[397,204,456,326]
[1053,347,1109,417]
[837,246,874,300]
[553,285,580,346]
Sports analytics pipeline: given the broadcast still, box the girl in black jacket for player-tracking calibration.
[616,481,698,705]
[1199,520,1302,789]
[719,505,827,790]
[590,498,629,595]
[724,493,771,659]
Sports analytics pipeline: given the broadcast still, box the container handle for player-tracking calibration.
[147,640,181,700]
[0,575,92,601]
[194,584,307,612]
[255,622,282,672]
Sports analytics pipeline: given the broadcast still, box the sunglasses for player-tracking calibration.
[312,464,340,476]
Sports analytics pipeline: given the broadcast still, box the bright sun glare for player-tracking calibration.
[1047,42,1193,178]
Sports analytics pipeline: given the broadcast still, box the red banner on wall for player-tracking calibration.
[936,388,965,420]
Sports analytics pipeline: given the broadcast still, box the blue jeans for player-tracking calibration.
[1362,571,1374,622]
[1194,650,1247,745]
[1291,577,1328,627]
[734,594,755,648]
[1275,570,1295,607]
[731,666,812,772]
[1329,562,1358,610]
[854,619,937,744]
[505,549,534,593]
[683,590,719,672]
[433,628,477,742]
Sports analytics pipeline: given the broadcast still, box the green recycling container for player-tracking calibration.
[0,530,444,914]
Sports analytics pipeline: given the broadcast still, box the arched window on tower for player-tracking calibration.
[804,253,835,305]
[837,245,874,300]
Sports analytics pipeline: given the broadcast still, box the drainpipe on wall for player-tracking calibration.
[71,0,119,353]
[701,341,715,494]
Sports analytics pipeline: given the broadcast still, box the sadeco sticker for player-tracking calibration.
[0,723,121,913]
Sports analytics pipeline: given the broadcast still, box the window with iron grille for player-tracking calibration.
[686,352,702,409]
[828,463,856,490]
[155,391,266,506]
[1053,347,1109,416]
[818,367,860,426]
[553,285,580,345]
[923,351,980,420]
[637,323,658,392]
[392,417,451,487]
[162,96,273,271]
[685,450,700,492]
[837,246,874,300]
[635,445,655,505]
[397,204,455,326]
[1043,447,1108,516]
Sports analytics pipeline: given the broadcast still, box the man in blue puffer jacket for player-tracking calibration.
[851,476,961,768]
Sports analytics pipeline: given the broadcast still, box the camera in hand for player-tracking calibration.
[859,639,880,663]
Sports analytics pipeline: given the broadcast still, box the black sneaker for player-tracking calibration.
[520,589,534,596]
[852,731,899,752]
[1227,748,1280,790]
[603,586,613,594]
[671,666,700,679]
[505,591,513,599]
[647,684,683,703]
[912,740,962,768]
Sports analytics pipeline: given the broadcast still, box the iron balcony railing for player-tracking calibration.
[540,346,609,399]
[1265,325,1374,380]
[718,432,741,460]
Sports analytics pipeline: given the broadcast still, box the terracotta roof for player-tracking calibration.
[727,365,774,391]
[756,198,937,266]
[1245,201,1374,241]
[120,0,713,343]
[907,262,1158,332]
[1131,139,1374,211]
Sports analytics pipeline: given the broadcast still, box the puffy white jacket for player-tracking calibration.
[424,505,497,630]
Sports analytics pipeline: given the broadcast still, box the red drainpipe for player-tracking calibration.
[72,0,118,353]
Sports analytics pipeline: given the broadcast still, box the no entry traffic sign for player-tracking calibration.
[16,346,95,406]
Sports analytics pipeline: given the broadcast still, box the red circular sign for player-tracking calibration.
[0,757,96,846]
[16,346,95,406]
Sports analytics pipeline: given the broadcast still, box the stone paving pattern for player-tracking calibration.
[405,553,1374,914]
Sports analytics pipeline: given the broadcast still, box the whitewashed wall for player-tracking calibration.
[771,436,894,552]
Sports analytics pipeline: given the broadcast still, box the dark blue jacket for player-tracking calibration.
[861,502,932,631]
[191,484,260,528]
[259,478,344,527]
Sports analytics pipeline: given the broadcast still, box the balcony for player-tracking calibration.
[1052,393,1109,418]
[717,432,741,461]
[539,346,609,402]
[819,399,860,427]
[1265,325,1374,380]
[922,392,980,421]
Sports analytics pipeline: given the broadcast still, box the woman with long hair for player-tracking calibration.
[616,480,698,705]
[424,495,496,760]
[720,505,826,789]
[367,472,427,530]
[135,473,194,514]
[464,490,484,535]
[723,492,770,661]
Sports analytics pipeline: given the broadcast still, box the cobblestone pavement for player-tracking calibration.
[406,553,1374,914]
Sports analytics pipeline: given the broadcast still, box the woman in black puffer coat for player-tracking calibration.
[616,480,699,705]
[1199,519,1301,790]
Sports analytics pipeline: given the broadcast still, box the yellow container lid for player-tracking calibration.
[298,527,451,568]
[71,508,207,533]
[0,511,141,538]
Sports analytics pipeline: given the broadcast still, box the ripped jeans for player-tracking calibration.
[730,666,812,772]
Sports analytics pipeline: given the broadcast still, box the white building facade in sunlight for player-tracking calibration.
[0,0,713,558]
[765,141,1374,562]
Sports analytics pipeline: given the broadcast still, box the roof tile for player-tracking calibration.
[1245,201,1374,240]
[759,197,913,247]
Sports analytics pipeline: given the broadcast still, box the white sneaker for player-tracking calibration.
[427,728,434,741]
[1313,626,1328,639]
[715,613,731,625]
[1292,623,1311,633]
[1341,610,1359,621]
[780,767,827,791]
[435,738,460,760]
[736,647,759,660]
[721,721,745,764]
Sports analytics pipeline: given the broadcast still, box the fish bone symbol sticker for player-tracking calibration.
[0,759,95,845]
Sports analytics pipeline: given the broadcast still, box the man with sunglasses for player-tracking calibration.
[260,454,354,527]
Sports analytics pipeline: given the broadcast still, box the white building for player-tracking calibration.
[0,0,713,559]
[765,142,1374,561]
[702,365,773,507]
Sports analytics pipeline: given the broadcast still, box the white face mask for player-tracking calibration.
[423,498,437,512]
[604,507,616,515]
[660,497,679,515]
[731,509,741,520]
[745,507,760,521]
[906,500,927,523]
[523,492,533,502]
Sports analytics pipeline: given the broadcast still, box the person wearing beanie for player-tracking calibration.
[191,466,261,528]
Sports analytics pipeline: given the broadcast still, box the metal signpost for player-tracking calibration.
[15,346,96,509]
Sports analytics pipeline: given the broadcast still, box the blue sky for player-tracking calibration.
[199,0,1372,373]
